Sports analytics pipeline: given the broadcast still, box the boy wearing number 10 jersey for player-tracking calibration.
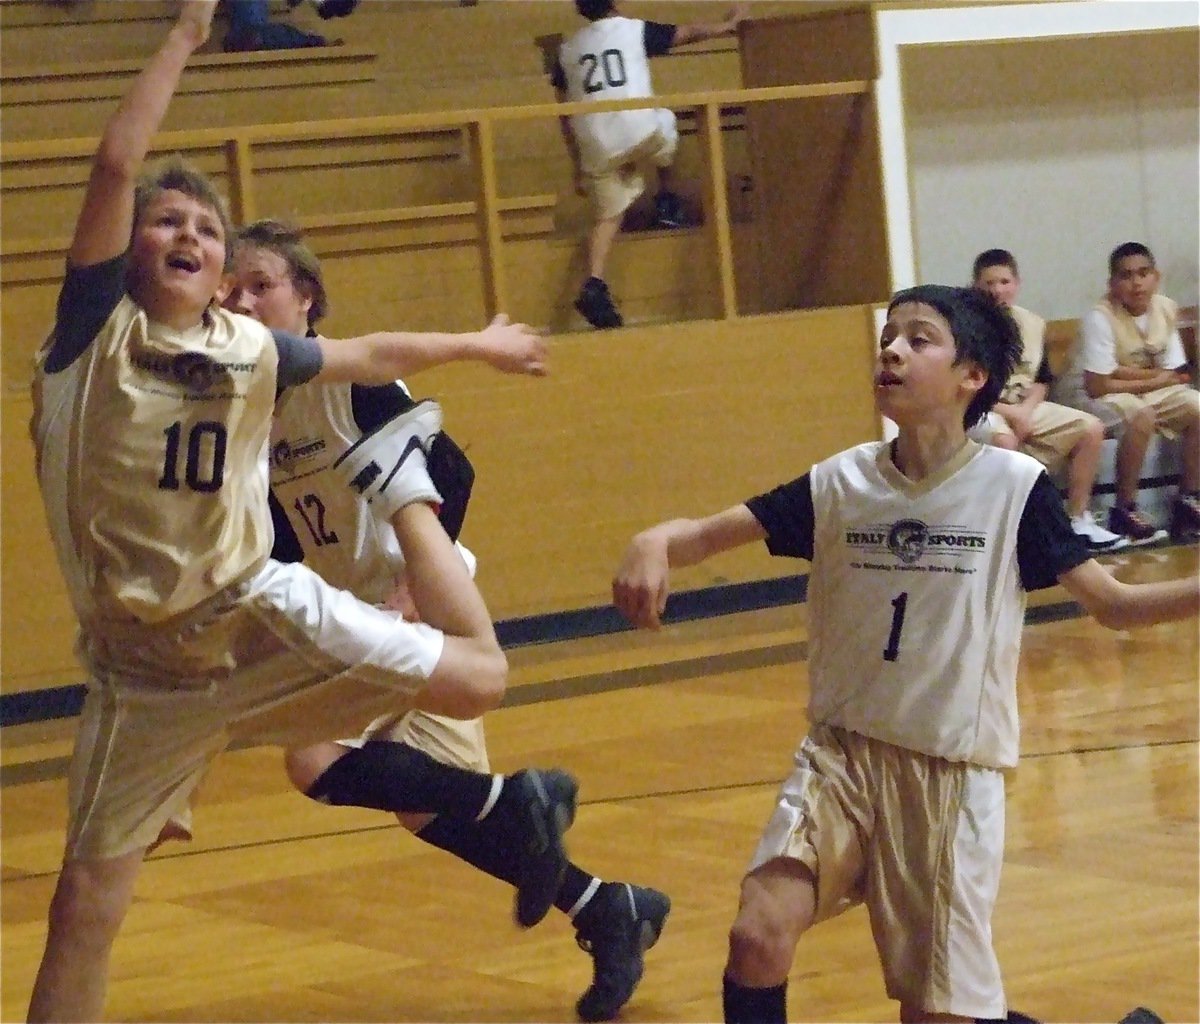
[613,284,1200,1023]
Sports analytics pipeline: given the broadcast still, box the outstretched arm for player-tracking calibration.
[70,0,216,268]
[613,504,766,630]
[313,314,547,384]
[1058,558,1200,629]
[671,3,749,47]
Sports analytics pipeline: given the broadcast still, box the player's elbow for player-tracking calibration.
[428,642,508,718]
[91,137,143,186]
[1088,602,1127,631]
[467,647,508,714]
[1079,586,1138,631]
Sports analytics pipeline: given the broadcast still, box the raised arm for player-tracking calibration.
[613,504,766,630]
[671,3,749,48]
[313,314,547,384]
[69,0,216,268]
[1057,558,1199,629]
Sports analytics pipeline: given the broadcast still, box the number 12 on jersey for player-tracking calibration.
[883,592,908,662]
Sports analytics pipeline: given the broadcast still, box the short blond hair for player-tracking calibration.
[133,155,234,268]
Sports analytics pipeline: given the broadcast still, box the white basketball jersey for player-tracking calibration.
[806,441,1044,769]
[31,299,278,624]
[270,383,408,605]
[557,17,664,171]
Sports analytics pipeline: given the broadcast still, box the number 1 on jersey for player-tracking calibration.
[883,592,908,662]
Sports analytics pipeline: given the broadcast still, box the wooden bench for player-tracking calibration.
[0,47,378,141]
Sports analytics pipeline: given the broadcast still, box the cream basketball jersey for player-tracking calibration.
[33,292,279,625]
[748,441,1088,769]
[555,17,673,172]
[1000,304,1048,403]
[1095,293,1179,369]
[269,382,408,605]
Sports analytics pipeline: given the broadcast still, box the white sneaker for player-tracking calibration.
[1070,510,1129,553]
[332,399,444,519]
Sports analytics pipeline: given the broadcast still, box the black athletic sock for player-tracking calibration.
[416,816,599,919]
[305,740,496,818]
[555,864,601,920]
[722,974,786,1024]
[415,813,523,886]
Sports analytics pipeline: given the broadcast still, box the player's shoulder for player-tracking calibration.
[973,439,1044,482]
[1153,293,1179,320]
[810,440,886,481]
[1010,304,1045,332]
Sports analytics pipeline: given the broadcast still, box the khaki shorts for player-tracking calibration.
[1055,376,1198,440]
[748,724,1006,1019]
[341,710,489,773]
[587,111,678,222]
[973,401,1100,472]
[1094,383,1199,440]
[67,559,445,861]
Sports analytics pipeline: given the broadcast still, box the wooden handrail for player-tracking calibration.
[0,80,871,163]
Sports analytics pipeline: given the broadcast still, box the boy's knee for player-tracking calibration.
[395,810,434,832]
[727,893,804,980]
[1125,407,1156,438]
[285,743,348,794]
[462,652,507,716]
[990,433,1018,451]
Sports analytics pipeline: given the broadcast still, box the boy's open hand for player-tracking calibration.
[480,314,548,376]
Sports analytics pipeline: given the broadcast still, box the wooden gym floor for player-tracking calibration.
[2,545,1197,1023]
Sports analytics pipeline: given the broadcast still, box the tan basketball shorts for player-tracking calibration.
[748,724,1007,1019]
[587,110,678,222]
[65,559,445,861]
[974,401,1101,472]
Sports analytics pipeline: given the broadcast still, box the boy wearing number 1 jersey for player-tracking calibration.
[613,285,1200,1023]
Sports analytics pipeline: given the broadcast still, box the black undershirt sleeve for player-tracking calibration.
[45,254,128,373]
[644,21,676,56]
[745,473,815,562]
[1016,472,1091,591]
[349,382,416,435]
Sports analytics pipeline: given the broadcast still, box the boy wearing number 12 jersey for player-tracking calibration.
[613,285,1200,1023]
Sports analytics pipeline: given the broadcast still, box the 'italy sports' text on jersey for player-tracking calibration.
[554,17,675,173]
[270,381,413,605]
[747,441,1089,769]
[32,264,282,626]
